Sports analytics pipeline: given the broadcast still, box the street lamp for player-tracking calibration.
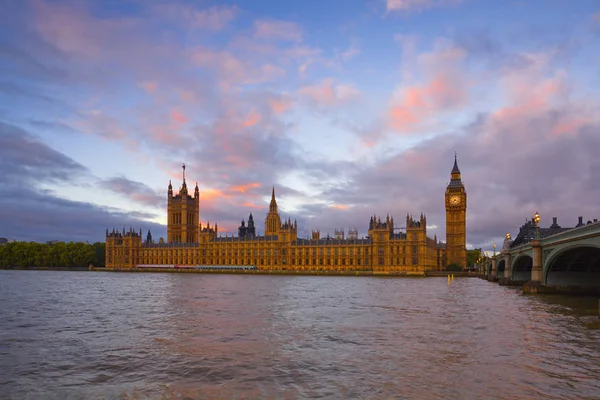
[533,211,541,240]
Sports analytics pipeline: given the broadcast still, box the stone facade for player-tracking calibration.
[105,159,464,272]
[444,155,467,268]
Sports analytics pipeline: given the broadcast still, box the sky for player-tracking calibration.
[1,0,599,251]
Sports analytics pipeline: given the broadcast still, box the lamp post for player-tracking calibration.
[504,232,512,280]
[531,211,543,283]
[533,211,541,240]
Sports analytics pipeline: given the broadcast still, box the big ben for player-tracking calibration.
[445,154,467,268]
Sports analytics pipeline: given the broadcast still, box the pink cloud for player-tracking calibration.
[552,117,589,137]
[190,47,286,88]
[241,201,265,210]
[268,96,293,114]
[330,204,350,210]
[261,64,286,80]
[389,72,468,132]
[254,20,303,42]
[299,78,360,107]
[33,1,107,58]
[139,81,158,94]
[179,89,197,103]
[230,183,261,193]
[170,109,188,124]
[242,112,262,127]
[181,5,238,31]
[592,12,600,24]
[386,0,462,12]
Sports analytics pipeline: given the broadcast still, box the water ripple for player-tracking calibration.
[0,271,599,399]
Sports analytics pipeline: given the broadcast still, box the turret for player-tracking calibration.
[265,187,281,236]
[146,230,153,244]
[451,152,461,181]
[269,186,277,213]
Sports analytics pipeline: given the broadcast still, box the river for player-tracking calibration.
[0,270,599,399]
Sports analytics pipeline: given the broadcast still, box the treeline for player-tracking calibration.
[0,241,105,268]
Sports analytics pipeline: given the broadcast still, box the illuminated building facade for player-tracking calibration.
[106,158,467,273]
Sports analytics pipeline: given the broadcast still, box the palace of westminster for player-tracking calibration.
[105,157,468,272]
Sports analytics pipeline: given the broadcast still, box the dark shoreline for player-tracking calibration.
[88,267,475,277]
[0,267,90,272]
[0,266,476,277]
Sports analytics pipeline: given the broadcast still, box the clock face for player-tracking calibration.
[450,195,461,205]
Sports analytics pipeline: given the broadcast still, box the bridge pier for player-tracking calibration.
[504,253,512,280]
[523,238,544,293]
[488,257,498,282]
[498,252,520,285]
[531,238,543,282]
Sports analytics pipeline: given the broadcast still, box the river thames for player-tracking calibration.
[1,270,599,399]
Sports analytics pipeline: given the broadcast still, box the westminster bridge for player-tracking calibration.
[479,215,600,294]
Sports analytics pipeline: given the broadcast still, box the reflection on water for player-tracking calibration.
[0,270,599,399]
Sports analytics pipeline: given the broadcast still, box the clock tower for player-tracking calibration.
[445,154,467,268]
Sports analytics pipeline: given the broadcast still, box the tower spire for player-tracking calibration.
[269,186,277,212]
[451,152,460,175]
[182,163,186,183]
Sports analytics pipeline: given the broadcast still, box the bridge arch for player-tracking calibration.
[512,254,532,281]
[496,259,505,277]
[544,245,600,287]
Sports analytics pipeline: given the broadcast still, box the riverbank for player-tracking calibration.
[0,266,91,271]
[89,267,478,277]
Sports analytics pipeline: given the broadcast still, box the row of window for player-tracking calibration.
[141,245,423,258]
[138,256,420,266]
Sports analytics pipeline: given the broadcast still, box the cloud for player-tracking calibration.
[386,0,462,13]
[352,40,469,145]
[181,5,238,31]
[170,109,188,124]
[100,177,164,208]
[254,20,303,42]
[298,78,361,107]
[0,122,88,185]
[139,81,158,94]
[0,122,165,242]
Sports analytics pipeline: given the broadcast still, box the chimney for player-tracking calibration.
[553,217,557,225]
[577,216,584,227]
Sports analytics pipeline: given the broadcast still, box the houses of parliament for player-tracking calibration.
[105,157,467,272]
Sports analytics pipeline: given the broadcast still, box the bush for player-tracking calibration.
[446,263,462,271]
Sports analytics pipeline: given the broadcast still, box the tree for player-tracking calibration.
[0,241,104,269]
[92,242,106,267]
[446,263,462,271]
[467,249,482,267]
